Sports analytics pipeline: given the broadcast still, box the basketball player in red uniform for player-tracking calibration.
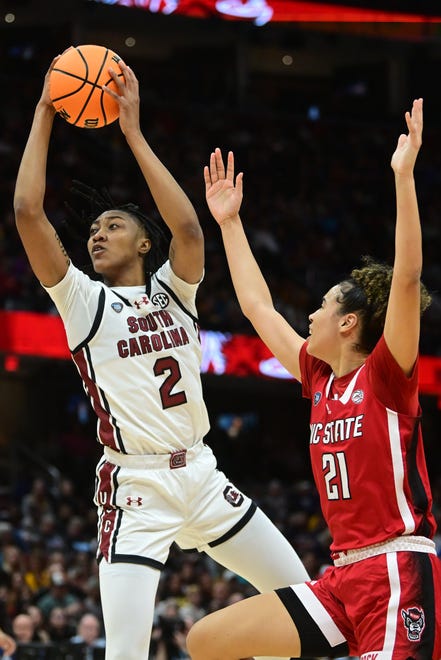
[187,98,441,659]
[14,56,309,660]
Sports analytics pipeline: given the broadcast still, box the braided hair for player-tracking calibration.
[63,180,169,278]
[336,255,431,354]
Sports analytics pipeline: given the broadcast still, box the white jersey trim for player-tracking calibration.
[386,407,416,534]
[382,552,400,658]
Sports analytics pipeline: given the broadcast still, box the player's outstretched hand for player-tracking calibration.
[204,148,243,227]
[391,98,423,176]
[104,60,140,137]
[40,53,64,110]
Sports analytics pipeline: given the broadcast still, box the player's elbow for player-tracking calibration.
[241,297,272,324]
[14,197,42,227]
[240,300,255,320]
[14,196,33,220]
[14,202,30,229]
[183,219,203,241]
[175,220,204,248]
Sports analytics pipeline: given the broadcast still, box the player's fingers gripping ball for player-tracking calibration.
[49,44,124,128]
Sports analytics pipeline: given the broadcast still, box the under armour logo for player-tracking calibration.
[126,497,143,506]
[133,296,149,310]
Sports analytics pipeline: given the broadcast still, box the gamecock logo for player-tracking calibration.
[223,485,244,507]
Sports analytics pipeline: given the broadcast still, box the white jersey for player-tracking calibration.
[44,261,210,454]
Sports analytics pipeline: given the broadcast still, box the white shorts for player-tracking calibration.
[94,442,255,569]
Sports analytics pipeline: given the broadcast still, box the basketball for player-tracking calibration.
[49,44,124,128]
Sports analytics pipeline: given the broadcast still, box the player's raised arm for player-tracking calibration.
[385,98,427,375]
[205,148,305,381]
[14,55,71,287]
[104,61,204,285]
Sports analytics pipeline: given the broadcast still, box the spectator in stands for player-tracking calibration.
[179,584,206,624]
[0,546,25,581]
[44,606,75,643]
[70,612,105,658]
[80,575,102,624]
[153,598,189,660]
[23,549,50,596]
[35,568,82,622]
[20,478,54,529]
[10,612,35,644]
[24,605,50,644]
[38,513,65,553]
[206,577,234,614]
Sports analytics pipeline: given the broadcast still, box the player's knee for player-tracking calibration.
[186,617,222,660]
[186,619,206,658]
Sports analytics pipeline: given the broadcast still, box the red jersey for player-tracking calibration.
[299,335,436,553]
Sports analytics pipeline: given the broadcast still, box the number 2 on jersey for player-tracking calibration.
[154,356,187,409]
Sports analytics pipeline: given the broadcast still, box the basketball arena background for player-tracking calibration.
[1,0,440,525]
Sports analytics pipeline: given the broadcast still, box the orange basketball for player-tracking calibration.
[49,45,124,128]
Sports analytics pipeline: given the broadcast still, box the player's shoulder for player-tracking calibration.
[153,260,173,284]
[56,261,100,288]
[152,260,201,303]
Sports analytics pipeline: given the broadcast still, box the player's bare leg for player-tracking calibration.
[186,591,300,659]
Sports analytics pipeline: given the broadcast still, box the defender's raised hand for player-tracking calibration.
[204,148,243,226]
[391,98,423,176]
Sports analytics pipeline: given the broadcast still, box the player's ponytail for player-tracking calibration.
[337,256,431,354]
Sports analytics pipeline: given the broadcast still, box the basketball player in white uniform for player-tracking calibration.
[14,55,309,660]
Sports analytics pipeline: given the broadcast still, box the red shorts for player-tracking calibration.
[278,550,441,659]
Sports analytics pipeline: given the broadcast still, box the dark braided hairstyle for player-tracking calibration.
[63,180,169,278]
[336,255,432,354]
